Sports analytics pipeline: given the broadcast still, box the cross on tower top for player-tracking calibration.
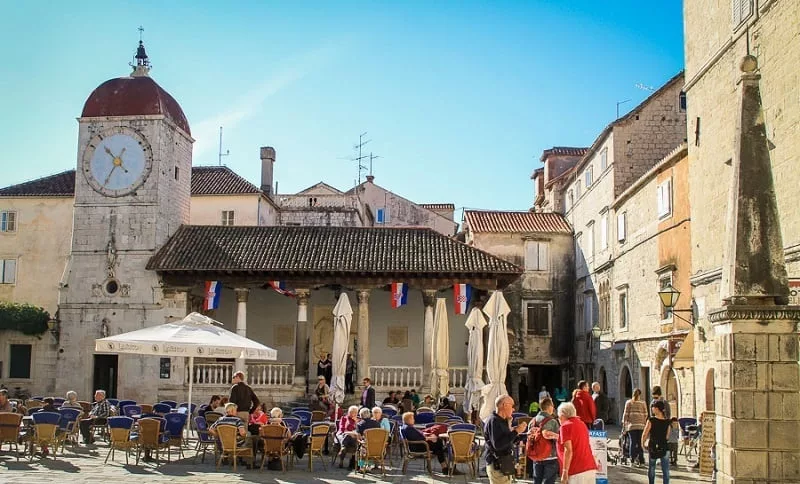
[131,26,151,77]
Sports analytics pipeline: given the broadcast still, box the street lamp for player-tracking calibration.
[591,322,602,339]
[47,318,60,344]
[657,284,695,326]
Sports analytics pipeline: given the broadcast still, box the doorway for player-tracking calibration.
[93,354,118,399]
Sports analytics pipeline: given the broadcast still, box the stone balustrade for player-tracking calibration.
[370,366,423,389]
[188,362,295,387]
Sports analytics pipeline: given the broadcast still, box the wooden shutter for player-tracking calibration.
[537,242,549,271]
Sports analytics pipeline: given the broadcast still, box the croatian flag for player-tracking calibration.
[203,281,221,310]
[391,282,408,308]
[269,281,296,298]
[454,283,472,314]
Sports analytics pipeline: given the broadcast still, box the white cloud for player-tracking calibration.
[192,42,341,157]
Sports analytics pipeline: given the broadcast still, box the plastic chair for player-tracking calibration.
[160,400,178,409]
[292,410,312,427]
[57,407,81,452]
[53,398,65,406]
[282,416,301,435]
[415,413,435,425]
[193,416,217,463]
[436,409,455,417]
[450,423,477,432]
[30,412,61,460]
[136,417,170,465]
[153,403,172,416]
[164,413,188,458]
[117,400,136,414]
[105,416,135,464]
[381,407,398,418]
[0,412,23,461]
[123,405,143,418]
[178,403,197,415]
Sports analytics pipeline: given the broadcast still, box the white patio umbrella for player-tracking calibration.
[95,312,277,413]
[330,293,353,409]
[480,290,511,421]
[430,298,450,402]
[463,307,487,413]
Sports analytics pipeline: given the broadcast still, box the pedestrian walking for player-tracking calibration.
[642,399,671,484]
[622,388,648,466]
[229,371,259,422]
[556,402,597,483]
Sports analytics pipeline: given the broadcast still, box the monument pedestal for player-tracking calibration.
[710,306,800,483]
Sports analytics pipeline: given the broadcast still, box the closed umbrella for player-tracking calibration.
[463,307,487,413]
[430,298,450,402]
[95,312,277,415]
[330,293,353,408]
[480,291,511,421]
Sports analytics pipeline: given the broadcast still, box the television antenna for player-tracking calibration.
[218,126,230,166]
[635,83,655,92]
[616,99,631,118]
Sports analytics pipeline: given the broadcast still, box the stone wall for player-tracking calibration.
[190,194,262,226]
[354,180,458,235]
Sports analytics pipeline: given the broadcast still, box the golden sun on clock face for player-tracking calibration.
[82,126,153,197]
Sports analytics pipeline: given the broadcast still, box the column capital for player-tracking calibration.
[422,289,437,307]
[234,287,250,303]
[357,289,371,304]
[296,289,310,305]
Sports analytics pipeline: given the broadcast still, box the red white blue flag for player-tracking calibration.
[269,281,296,298]
[454,283,472,314]
[203,281,221,310]
[391,282,408,308]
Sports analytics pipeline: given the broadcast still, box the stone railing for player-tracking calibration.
[371,366,423,389]
[278,194,359,209]
[188,363,295,387]
[448,366,469,390]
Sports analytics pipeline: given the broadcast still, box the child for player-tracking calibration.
[668,417,680,465]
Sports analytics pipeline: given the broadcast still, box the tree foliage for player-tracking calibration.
[0,302,50,335]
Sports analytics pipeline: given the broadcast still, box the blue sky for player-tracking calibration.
[1,1,684,213]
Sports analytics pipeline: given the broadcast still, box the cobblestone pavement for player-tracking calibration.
[0,425,711,483]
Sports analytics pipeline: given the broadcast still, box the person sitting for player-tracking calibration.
[209,402,254,451]
[312,376,331,411]
[62,391,82,410]
[382,391,398,406]
[410,389,421,408]
[422,394,435,408]
[41,397,58,413]
[336,405,360,469]
[438,396,453,411]
[79,389,111,445]
[356,407,381,435]
[400,412,453,475]
[0,389,15,413]
[212,397,229,415]
[249,403,268,434]
[207,394,222,413]
[400,391,415,413]
[267,407,284,426]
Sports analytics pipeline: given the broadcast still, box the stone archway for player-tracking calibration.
[598,366,608,394]
[661,367,680,417]
[705,368,715,411]
[619,365,633,400]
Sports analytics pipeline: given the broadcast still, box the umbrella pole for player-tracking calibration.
[187,356,194,439]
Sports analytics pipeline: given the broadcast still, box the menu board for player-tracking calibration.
[589,430,609,484]
[699,411,716,476]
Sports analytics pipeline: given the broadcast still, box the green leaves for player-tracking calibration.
[0,302,49,335]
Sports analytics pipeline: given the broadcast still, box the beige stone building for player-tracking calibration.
[463,210,574,405]
[684,0,800,422]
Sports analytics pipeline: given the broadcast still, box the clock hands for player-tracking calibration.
[103,166,118,187]
[102,146,128,174]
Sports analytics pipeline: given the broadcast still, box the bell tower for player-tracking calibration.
[56,37,193,401]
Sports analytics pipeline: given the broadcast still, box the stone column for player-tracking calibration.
[509,364,521,405]
[422,290,437,392]
[357,289,371,382]
[234,288,249,374]
[294,289,310,386]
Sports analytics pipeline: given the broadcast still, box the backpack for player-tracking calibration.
[525,416,554,462]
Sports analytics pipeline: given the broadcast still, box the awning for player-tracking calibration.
[672,331,695,368]
[612,342,627,352]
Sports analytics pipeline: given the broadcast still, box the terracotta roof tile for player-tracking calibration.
[540,147,589,161]
[420,203,455,211]
[191,166,260,195]
[0,167,261,197]
[464,210,572,234]
[147,225,522,276]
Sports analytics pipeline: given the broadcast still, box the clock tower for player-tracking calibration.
[56,40,193,401]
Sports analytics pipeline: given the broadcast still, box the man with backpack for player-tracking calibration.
[526,397,560,484]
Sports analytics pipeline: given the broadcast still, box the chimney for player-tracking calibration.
[366,175,375,183]
[260,146,276,195]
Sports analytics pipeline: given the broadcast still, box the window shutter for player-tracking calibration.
[538,242,549,271]
[617,213,626,241]
[7,212,14,232]
[665,180,672,214]
[376,208,385,224]
[525,242,539,270]
[3,259,15,284]
[600,214,608,249]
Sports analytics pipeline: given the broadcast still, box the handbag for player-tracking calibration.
[495,453,517,476]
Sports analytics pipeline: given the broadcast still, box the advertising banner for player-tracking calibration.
[589,430,608,484]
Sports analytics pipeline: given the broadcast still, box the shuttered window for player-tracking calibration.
[732,0,753,27]
[525,241,550,271]
[1,259,16,284]
[526,302,551,336]
[9,344,32,379]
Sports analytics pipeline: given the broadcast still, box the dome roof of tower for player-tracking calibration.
[81,75,190,135]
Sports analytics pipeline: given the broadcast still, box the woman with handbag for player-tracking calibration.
[484,395,528,483]
[642,399,671,484]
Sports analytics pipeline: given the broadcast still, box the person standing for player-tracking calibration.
[229,371,259,422]
[556,402,597,483]
[591,382,610,424]
[572,381,596,428]
[324,353,333,385]
[345,353,355,394]
[538,386,551,403]
[530,397,560,484]
[317,354,330,385]
[361,377,375,409]
[642,400,671,484]
[484,395,528,483]
[622,388,648,466]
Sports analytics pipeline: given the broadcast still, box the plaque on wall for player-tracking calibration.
[274,325,295,347]
[387,326,408,348]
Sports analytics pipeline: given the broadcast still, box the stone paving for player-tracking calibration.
[0,425,712,483]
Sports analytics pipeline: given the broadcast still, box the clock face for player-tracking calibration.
[82,127,153,197]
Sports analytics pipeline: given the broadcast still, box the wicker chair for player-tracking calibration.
[359,427,389,476]
[307,423,330,472]
[447,430,478,477]
[136,417,170,465]
[139,404,154,415]
[311,410,326,423]
[105,416,136,464]
[259,424,290,472]
[399,429,433,475]
[0,412,23,461]
[216,424,255,471]
[29,412,61,460]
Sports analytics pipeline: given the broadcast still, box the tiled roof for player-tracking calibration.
[464,210,572,234]
[147,225,522,277]
[0,167,261,197]
[420,203,455,211]
[191,166,260,195]
[0,170,76,197]
[540,147,589,161]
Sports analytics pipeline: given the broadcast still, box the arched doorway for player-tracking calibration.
[620,366,633,401]
[598,367,608,394]
[705,369,715,411]
[661,367,680,417]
